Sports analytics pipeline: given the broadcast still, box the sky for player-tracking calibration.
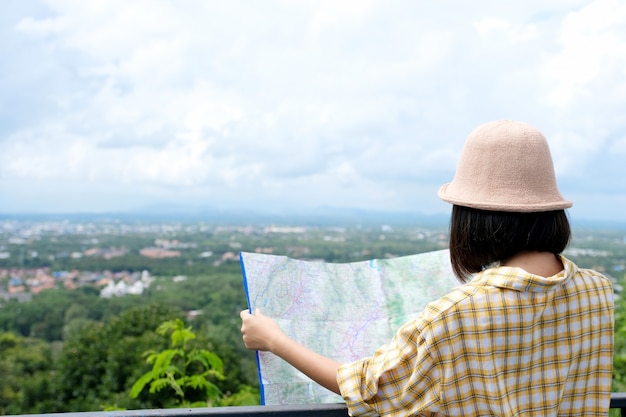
[1,0,626,222]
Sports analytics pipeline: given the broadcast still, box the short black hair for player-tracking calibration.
[449,205,571,282]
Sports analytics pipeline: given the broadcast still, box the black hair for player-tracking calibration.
[449,205,571,282]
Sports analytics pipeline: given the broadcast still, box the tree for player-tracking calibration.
[55,303,179,412]
[0,332,56,414]
[130,318,225,407]
[613,276,626,393]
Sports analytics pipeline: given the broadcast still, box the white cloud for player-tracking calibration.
[1,0,626,220]
[544,0,626,107]
[474,17,539,43]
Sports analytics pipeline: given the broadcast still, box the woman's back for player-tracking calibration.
[425,256,614,416]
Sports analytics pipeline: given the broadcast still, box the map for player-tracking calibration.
[240,249,460,405]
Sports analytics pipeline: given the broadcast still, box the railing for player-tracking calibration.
[7,394,626,417]
[613,392,626,417]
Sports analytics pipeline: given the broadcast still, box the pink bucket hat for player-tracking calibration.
[438,120,572,212]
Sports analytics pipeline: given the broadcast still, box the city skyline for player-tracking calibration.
[1,1,626,222]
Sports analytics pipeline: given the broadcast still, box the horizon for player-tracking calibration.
[1,207,626,230]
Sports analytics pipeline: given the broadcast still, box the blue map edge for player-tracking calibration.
[240,252,266,406]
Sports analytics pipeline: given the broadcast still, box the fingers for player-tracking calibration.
[240,308,275,351]
[240,308,263,319]
[240,310,251,335]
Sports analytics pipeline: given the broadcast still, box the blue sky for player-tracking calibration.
[1,0,625,221]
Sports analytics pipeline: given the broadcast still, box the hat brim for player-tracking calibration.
[438,183,573,213]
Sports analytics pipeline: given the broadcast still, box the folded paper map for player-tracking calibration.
[240,249,460,405]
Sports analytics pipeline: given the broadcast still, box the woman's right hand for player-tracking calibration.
[240,308,286,352]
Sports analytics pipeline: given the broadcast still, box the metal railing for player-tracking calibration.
[7,394,626,417]
[612,392,626,417]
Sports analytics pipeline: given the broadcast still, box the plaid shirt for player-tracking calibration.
[337,256,614,416]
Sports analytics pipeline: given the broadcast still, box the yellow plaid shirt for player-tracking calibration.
[337,256,614,416]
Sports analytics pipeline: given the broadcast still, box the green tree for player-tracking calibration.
[130,318,224,407]
[612,277,626,393]
[55,303,179,412]
[0,332,56,415]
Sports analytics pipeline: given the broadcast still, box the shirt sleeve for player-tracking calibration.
[336,317,442,416]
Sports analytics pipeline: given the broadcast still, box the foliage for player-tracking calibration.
[220,385,260,406]
[613,285,626,393]
[0,220,624,413]
[0,332,57,415]
[130,319,224,407]
[54,304,178,412]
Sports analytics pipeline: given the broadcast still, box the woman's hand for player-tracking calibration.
[239,307,342,395]
[240,308,286,352]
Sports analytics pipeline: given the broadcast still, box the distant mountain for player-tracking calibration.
[0,206,450,227]
[1,206,624,230]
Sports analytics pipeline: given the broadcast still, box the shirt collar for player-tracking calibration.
[470,255,576,293]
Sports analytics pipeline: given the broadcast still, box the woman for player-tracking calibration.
[240,120,614,416]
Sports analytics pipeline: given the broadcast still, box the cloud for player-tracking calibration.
[1,0,625,220]
[544,0,626,108]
